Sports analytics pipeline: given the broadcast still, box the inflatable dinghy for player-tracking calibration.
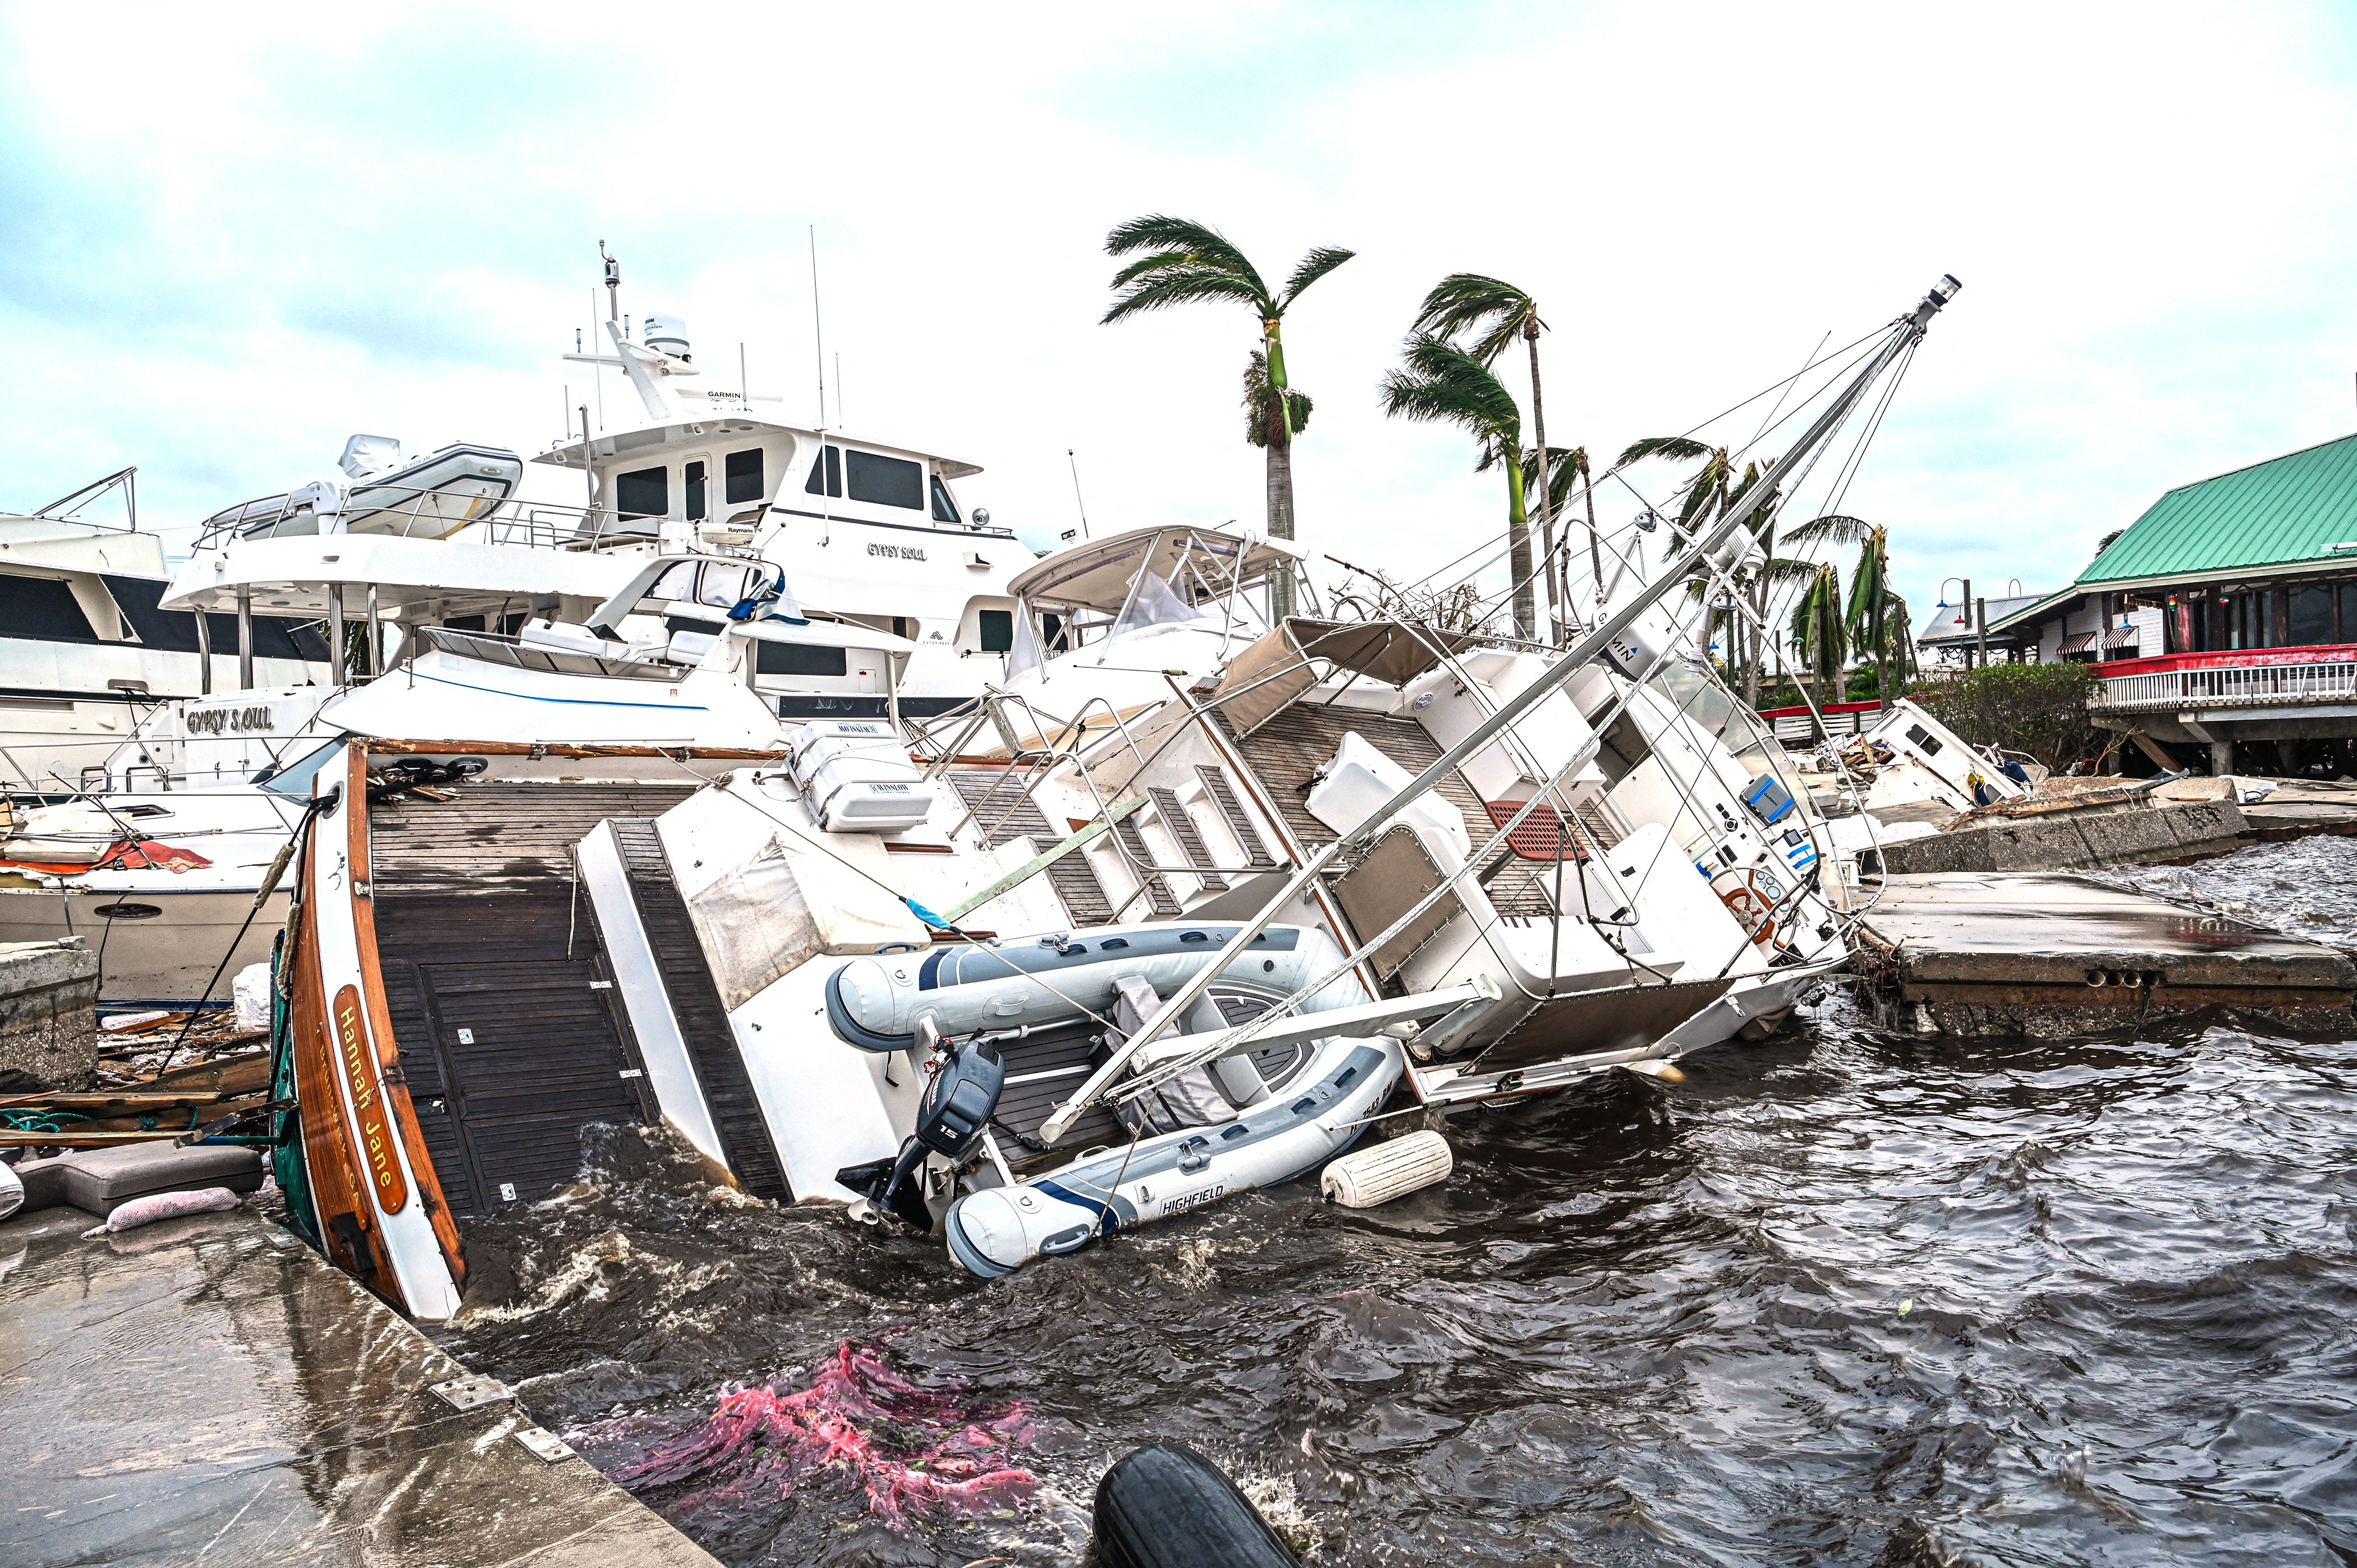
[341,443,522,538]
[825,921,1365,1051]
[944,1031,1399,1277]
[825,921,1405,1276]
[212,443,523,543]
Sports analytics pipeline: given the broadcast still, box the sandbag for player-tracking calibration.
[1093,1441,1298,1568]
[81,1185,241,1236]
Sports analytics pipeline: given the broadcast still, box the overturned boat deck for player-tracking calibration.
[0,1202,717,1567]
[1858,872,2357,1035]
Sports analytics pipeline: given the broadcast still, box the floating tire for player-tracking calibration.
[1094,1441,1299,1568]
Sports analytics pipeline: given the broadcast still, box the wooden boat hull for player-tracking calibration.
[285,744,465,1320]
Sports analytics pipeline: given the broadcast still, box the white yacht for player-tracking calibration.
[538,287,1028,722]
[0,507,896,1003]
[0,468,324,794]
[0,260,1041,1005]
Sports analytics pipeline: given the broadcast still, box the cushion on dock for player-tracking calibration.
[52,1143,264,1217]
[12,1154,73,1213]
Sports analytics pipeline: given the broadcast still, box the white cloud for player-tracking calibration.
[3,1,2353,631]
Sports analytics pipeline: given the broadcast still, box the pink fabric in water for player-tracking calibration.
[620,1339,1037,1526]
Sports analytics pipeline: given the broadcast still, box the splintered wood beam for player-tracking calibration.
[0,1092,234,1111]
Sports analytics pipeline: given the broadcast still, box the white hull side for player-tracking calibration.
[0,886,290,1005]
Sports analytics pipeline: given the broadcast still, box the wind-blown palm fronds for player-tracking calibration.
[1381,332,1532,634]
[1783,513,1871,548]
[1618,437,1733,544]
[1790,564,1849,698]
[1842,525,1909,708]
[1103,216,1355,617]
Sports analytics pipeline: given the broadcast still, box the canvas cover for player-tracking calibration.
[687,832,929,1011]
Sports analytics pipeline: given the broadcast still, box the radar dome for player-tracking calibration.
[644,315,690,360]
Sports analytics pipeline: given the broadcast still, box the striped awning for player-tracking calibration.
[2058,631,2097,655]
[2101,626,2141,650]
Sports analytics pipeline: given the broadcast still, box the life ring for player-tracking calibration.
[1715,873,1776,947]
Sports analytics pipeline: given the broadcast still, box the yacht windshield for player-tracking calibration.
[257,742,343,798]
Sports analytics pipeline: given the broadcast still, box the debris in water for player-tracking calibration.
[617,1339,1038,1528]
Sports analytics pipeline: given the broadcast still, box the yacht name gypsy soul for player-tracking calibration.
[0,253,1037,1002]
[270,275,1961,1315]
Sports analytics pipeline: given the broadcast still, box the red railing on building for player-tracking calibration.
[2089,644,2357,677]
[2088,644,2357,713]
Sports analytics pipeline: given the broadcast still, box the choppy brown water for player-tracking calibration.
[442,842,2357,1566]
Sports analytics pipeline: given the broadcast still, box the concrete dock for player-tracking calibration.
[0,938,98,1090]
[1858,872,2357,1035]
[0,1202,718,1568]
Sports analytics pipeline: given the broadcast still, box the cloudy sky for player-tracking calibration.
[5,3,2354,633]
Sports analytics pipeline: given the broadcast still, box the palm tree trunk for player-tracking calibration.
[1742,522,1772,708]
[1263,319,1297,620]
[1504,447,1534,641]
[1508,443,1527,641]
[1524,321,1556,642]
[1583,457,1603,608]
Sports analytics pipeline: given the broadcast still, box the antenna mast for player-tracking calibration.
[809,226,827,429]
[1067,450,1092,540]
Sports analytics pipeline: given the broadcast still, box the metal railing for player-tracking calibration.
[2090,657,2357,713]
[194,483,673,553]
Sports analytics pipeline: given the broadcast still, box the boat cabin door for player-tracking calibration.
[682,451,713,533]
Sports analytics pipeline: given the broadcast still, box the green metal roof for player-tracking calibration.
[2077,431,2357,588]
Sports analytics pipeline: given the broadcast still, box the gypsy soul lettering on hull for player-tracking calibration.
[866,543,927,562]
[333,983,409,1214]
[187,705,277,734]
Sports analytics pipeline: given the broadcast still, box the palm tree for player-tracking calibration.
[1521,444,1604,632]
[1413,276,1553,639]
[1619,438,1800,695]
[1379,333,1531,636]
[1789,564,1849,701]
[1103,216,1355,619]
[1842,525,1911,710]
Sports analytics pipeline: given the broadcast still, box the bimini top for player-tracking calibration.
[1284,618,1483,685]
[1008,524,1305,615]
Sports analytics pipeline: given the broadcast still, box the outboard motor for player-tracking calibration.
[841,1038,1005,1231]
